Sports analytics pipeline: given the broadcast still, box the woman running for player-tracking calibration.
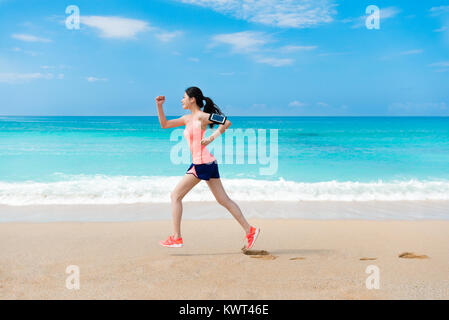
[155,86,260,250]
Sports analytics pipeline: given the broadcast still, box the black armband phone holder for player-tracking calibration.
[209,113,227,125]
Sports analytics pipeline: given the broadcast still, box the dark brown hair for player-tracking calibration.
[185,86,225,129]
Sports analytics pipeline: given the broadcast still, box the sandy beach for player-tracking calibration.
[2,0,449,303]
[1,202,448,300]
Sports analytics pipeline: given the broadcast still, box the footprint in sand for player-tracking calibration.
[251,255,277,260]
[360,257,377,261]
[398,252,429,259]
[241,248,277,260]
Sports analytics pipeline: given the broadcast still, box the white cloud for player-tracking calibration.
[429,6,449,16]
[429,6,449,34]
[380,7,401,19]
[289,100,306,107]
[434,26,448,32]
[86,76,108,82]
[11,33,52,43]
[318,51,349,57]
[155,30,183,42]
[429,61,449,67]
[178,0,336,28]
[219,72,235,76]
[254,56,293,67]
[211,31,270,54]
[210,31,291,66]
[41,66,69,73]
[278,45,317,53]
[79,15,181,42]
[11,47,39,56]
[0,72,54,84]
[380,49,423,61]
[210,31,310,67]
[399,49,423,55]
[429,61,449,72]
[188,57,200,62]
[81,16,150,39]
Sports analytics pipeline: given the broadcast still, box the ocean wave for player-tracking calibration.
[1,174,449,205]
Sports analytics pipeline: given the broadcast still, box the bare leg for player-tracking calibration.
[206,178,251,234]
[170,174,201,239]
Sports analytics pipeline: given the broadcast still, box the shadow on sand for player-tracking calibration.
[170,248,334,258]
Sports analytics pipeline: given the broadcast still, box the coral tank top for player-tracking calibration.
[183,118,216,164]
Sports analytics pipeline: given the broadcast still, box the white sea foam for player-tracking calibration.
[1,174,449,205]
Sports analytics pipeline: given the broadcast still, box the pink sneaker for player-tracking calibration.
[245,226,260,249]
[159,235,183,248]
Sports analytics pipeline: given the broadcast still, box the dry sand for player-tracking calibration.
[1,207,448,299]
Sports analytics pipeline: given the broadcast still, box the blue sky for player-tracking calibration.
[1,0,449,116]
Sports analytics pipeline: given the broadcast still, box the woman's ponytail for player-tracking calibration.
[202,96,225,129]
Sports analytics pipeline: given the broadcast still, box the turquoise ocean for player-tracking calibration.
[1,116,449,208]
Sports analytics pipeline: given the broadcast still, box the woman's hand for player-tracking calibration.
[201,136,213,146]
[155,96,165,106]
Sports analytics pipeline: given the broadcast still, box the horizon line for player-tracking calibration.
[1,115,449,118]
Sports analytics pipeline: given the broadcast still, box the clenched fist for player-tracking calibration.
[155,96,165,106]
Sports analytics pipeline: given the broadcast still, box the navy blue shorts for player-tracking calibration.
[186,160,220,180]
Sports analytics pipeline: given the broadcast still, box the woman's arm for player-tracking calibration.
[155,95,186,129]
[201,118,232,145]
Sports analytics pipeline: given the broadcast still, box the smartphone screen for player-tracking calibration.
[210,113,226,124]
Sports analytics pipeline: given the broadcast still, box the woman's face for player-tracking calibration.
[181,92,192,110]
